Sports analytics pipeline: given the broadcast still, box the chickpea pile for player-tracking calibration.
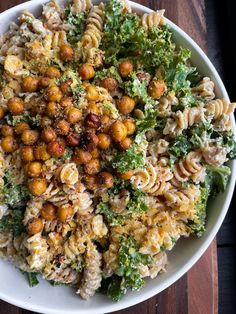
[0,56,138,234]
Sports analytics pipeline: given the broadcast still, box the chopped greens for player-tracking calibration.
[206,165,231,198]
[100,237,151,301]
[0,210,25,236]
[2,171,30,208]
[188,185,209,237]
[65,6,87,45]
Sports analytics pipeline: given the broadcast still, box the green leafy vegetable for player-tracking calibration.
[99,275,125,302]
[65,6,87,45]
[95,66,123,84]
[124,73,149,101]
[59,147,73,161]
[205,165,231,198]
[188,185,209,237]
[96,201,122,226]
[222,134,236,159]
[99,237,151,301]
[27,272,39,287]
[2,171,30,208]
[136,110,158,133]
[168,134,193,165]
[112,143,145,173]
[0,210,25,236]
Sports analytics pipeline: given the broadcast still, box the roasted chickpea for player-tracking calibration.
[80,131,99,152]
[83,174,98,191]
[1,136,18,153]
[21,129,39,145]
[60,96,73,108]
[1,124,14,137]
[117,170,134,180]
[57,205,73,222]
[15,122,30,135]
[40,116,53,128]
[84,113,101,129]
[66,107,82,124]
[85,85,99,101]
[56,119,70,135]
[7,97,24,115]
[41,203,57,221]
[119,137,132,150]
[39,76,51,89]
[100,78,118,92]
[46,102,59,118]
[66,132,80,147]
[47,139,65,157]
[22,76,39,92]
[0,107,5,120]
[148,79,167,99]
[117,96,135,115]
[26,161,42,177]
[123,119,136,135]
[78,63,95,80]
[27,218,43,235]
[84,158,101,175]
[46,66,61,79]
[97,133,111,150]
[91,148,100,158]
[60,79,72,95]
[34,143,51,161]
[118,60,133,77]
[28,178,47,196]
[87,102,100,115]
[73,148,92,164]
[110,121,127,142]
[41,126,57,143]
[100,115,111,133]
[47,86,63,102]
[21,146,35,162]
[98,171,114,188]
[81,81,90,89]
[59,44,74,61]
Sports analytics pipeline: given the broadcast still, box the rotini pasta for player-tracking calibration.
[0,0,235,302]
[141,10,165,30]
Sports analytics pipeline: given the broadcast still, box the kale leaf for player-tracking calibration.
[0,210,25,236]
[205,165,231,198]
[112,143,145,173]
[136,110,158,133]
[187,185,209,237]
[65,6,87,45]
[2,171,30,208]
[99,275,125,302]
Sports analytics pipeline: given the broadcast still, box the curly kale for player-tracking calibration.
[0,210,25,236]
[206,165,231,198]
[97,179,148,225]
[65,6,87,45]
[2,171,30,208]
[102,0,175,72]
[187,185,209,237]
[99,237,151,301]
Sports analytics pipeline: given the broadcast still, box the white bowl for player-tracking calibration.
[0,1,235,313]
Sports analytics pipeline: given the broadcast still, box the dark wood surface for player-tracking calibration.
[0,0,229,313]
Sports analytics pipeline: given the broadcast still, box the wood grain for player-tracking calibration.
[0,1,218,314]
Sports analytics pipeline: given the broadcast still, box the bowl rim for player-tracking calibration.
[0,1,236,313]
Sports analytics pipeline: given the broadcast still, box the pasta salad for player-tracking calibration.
[0,0,235,301]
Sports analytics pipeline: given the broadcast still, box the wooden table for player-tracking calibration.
[0,1,218,313]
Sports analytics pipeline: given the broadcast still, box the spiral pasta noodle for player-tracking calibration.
[206,98,235,120]
[192,77,215,100]
[172,151,205,184]
[77,242,102,300]
[163,106,205,136]
[142,10,165,30]
[79,3,105,50]
[131,158,173,196]
[24,233,50,271]
[71,0,92,14]
[43,262,80,284]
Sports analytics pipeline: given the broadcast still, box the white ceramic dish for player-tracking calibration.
[0,1,235,313]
